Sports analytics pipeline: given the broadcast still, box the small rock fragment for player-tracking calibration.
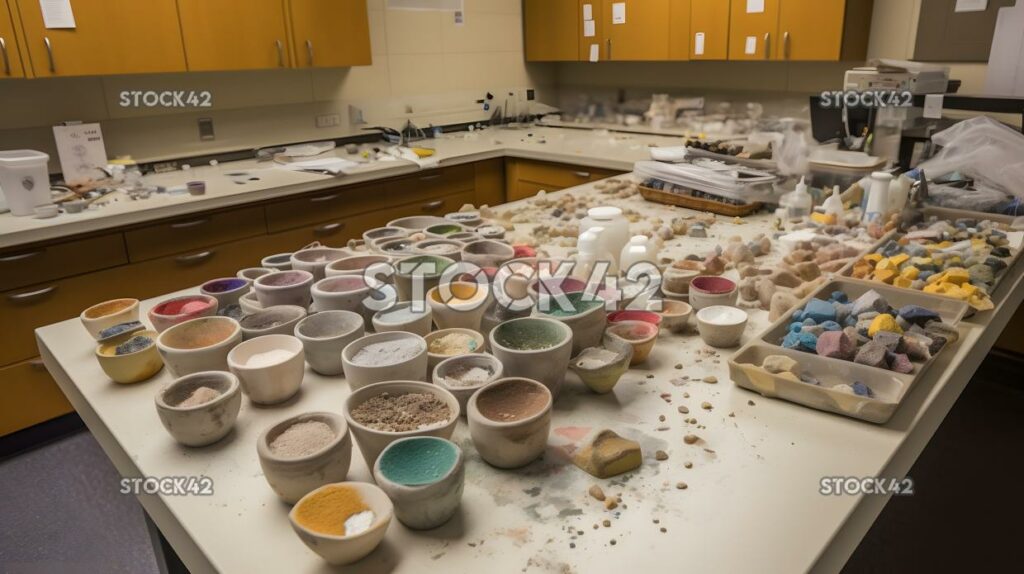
[589,485,606,501]
[675,482,688,490]
[702,376,718,384]
[683,434,699,445]
[655,450,669,461]
[573,430,643,478]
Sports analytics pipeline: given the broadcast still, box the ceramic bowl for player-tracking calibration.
[239,305,308,340]
[254,270,314,308]
[696,305,749,348]
[156,317,242,378]
[432,353,503,415]
[569,337,634,394]
[534,292,607,356]
[604,320,659,366]
[527,276,588,300]
[467,378,552,469]
[363,226,408,246]
[227,334,305,405]
[607,309,662,326]
[476,224,506,240]
[427,281,491,331]
[289,482,392,565]
[393,255,455,302]
[374,237,416,256]
[448,231,481,243]
[371,302,433,337]
[291,248,349,281]
[237,267,275,282]
[663,267,701,294]
[325,255,392,278]
[148,295,218,333]
[311,275,376,325]
[258,412,352,503]
[95,330,163,384]
[387,215,447,231]
[445,211,482,228]
[423,223,468,239]
[155,371,242,446]
[341,332,428,392]
[689,276,739,311]
[413,239,463,261]
[424,328,486,372]
[294,311,365,376]
[373,437,465,530]
[80,298,140,340]
[200,277,252,308]
[238,290,263,315]
[649,299,692,333]
[489,317,573,398]
[261,253,293,271]
[461,240,515,269]
[343,381,459,468]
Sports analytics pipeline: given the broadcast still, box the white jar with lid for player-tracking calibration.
[619,235,657,274]
[580,206,629,273]
[0,150,52,216]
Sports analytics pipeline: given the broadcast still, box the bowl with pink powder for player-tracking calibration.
[155,371,242,447]
[148,294,219,333]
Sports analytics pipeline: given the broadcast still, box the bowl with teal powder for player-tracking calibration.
[372,436,464,530]
[534,291,608,356]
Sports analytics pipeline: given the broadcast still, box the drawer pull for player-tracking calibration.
[169,218,209,230]
[43,37,55,73]
[0,37,10,76]
[29,359,46,370]
[309,194,340,203]
[421,200,445,212]
[314,222,345,235]
[8,285,57,303]
[419,174,442,182]
[574,171,591,178]
[175,251,214,265]
[0,250,45,263]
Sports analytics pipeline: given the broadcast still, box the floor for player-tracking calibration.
[1,355,1021,573]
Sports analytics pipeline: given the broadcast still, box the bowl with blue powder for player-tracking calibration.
[95,330,163,384]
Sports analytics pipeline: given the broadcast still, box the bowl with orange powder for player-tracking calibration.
[289,482,393,565]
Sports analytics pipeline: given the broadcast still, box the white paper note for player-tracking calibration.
[39,0,75,29]
[744,36,757,55]
[694,32,705,56]
[954,0,988,12]
[612,2,626,24]
[923,94,944,119]
[52,123,107,184]
[584,20,596,37]
[583,3,593,20]
[746,0,765,14]
[589,43,600,62]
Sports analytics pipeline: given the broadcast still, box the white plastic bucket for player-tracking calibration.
[0,150,52,216]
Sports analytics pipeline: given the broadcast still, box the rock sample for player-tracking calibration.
[573,429,643,479]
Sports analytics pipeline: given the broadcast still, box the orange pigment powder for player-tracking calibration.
[293,485,370,536]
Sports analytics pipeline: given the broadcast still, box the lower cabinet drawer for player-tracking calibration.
[0,233,128,292]
[513,159,621,190]
[0,358,74,437]
[125,206,267,262]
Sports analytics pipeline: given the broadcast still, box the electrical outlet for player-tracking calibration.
[527,89,535,101]
[315,114,341,128]
[198,117,215,140]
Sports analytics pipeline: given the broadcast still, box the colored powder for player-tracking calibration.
[574,348,620,369]
[429,333,477,356]
[444,365,494,387]
[261,271,307,287]
[376,306,423,324]
[157,298,211,316]
[178,386,221,408]
[204,279,247,293]
[475,380,548,423]
[493,321,563,351]
[114,336,153,356]
[98,321,142,340]
[351,339,425,367]
[349,392,452,432]
[84,299,133,319]
[344,511,375,536]
[244,348,295,368]
[269,421,336,458]
[293,484,371,537]
[179,300,211,314]
[378,437,457,486]
[542,293,602,317]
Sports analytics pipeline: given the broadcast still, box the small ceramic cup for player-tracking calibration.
[343,381,459,468]
[80,298,140,340]
[254,270,314,308]
[363,226,408,247]
[649,299,692,334]
[239,305,308,340]
[461,239,515,269]
[311,276,372,324]
[568,337,634,395]
[238,291,264,315]
[467,378,552,469]
[374,237,415,256]
[423,223,468,239]
[371,302,433,337]
[688,276,739,311]
[387,215,447,230]
[95,330,164,384]
[445,211,483,228]
[294,311,365,376]
[155,371,242,446]
[696,305,749,348]
[663,267,701,295]
[227,334,305,404]
[156,317,242,378]
[433,353,503,415]
[604,320,659,366]
[427,281,491,331]
[291,247,349,281]
[148,295,219,333]
[413,239,463,261]
[237,267,275,282]
[424,328,486,373]
[261,253,294,271]
[325,255,392,279]
[607,310,662,326]
[289,482,392,565]
[534,292,607,356]
[393,255,455,302]
[489,317,573,398]
[373,437,465,530]
[341,332,429,391]
[257,412,352,503]
[200,277,252,308]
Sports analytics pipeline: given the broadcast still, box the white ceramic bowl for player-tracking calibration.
[291,247,348,281]
[261,253,293,271]
[341,332,428,391]
[238,305,308,340]
[488,317,573,399]
[148,294,219,333]
[289,482,392,565]
[387,215,447,230]
[424,328,486,373]
[696,305,748,348]
[156,317,242,378]
[254,270,314,308]
[258,412,353,503]
[80,298,140,340]
[200,277,252,308]
[155,371,242,446]
[294,311,365,376]
[426,281,491,331]
[227,334,305,404]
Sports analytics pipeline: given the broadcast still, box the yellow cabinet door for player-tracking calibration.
[289,0,371,68]
[525,0,579,61]
[15,0,186,77]
[177,0,290,71]
[578,0,602,61]
[1,0,25,77]
[602,0,670,61]
[690,0,730,60]
[728,0,778,60]
[776,0,845,61]
[668,0,692,60]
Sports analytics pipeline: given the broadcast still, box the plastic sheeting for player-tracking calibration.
[917,116,1024,199]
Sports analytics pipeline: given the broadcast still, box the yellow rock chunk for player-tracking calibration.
[944,267,970,285]
[894,276,914,289]
[890,253,910,267]
[810,212,836,225]
[875,258,898,272]
[573,430,643,479]
[910,257,933,267]
[900,266,920,280]
[872,269,896,284]
[868,314,903,337]
[863,253,883,264]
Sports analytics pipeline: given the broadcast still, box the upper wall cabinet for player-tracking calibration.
[177,0,291,71]
[602,0,671,61]
[728,0,779,60]
[288,0,372,68]
[525,0,579,61]
[15,0,186,77]
[689,0,729,60]
[1,0,25,78]
[728,0,873,61]
[667,0,692,60]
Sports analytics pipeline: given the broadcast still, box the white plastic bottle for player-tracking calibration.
[781,176,813,220]
[887,173,911,215]
[862,171,893,223]
[580,206,629,273]
[619,235,657,274]
[573,226,605,282]
[822,185,845,220]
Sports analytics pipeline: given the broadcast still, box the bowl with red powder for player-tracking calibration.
[148,294,219,333]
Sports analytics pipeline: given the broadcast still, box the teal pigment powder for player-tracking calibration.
[378,437,457,486]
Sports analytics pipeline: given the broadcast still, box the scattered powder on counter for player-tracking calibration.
[476,380,548,423]
[350,392,451,432]
[115,336,153,355]
[178,386,221,408]
[351,339,425,367]
[429,333,477,356]
[444,365,494,387]
[245,348,295,368]
[574,348,620,369]
[293,484,371,537]
[269,421,336,458]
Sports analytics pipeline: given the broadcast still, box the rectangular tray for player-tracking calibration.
[638,185,762,217]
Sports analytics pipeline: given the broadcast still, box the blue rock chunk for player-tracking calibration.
[897,305,940,327]
[98,321,143,340]
[790,322,804,334]
[802,298,837,323]
[879,240,901,257]
[796,332,819,352]
[830,291,849,303]
[782,331,802,349]
[820,320,842,332]
[851,381,874,398]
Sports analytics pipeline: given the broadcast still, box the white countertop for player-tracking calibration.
[35,178,1024,573]
[1,126,683,250]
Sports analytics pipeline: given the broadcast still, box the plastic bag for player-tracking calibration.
[774,120,812,176]
[917,116,1024,199]
[926,183,1014,213]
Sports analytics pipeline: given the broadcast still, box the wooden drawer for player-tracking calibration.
[265,218,362,253]
[266,181,384,234]
[474,159,506,207]
[125,205,267,262]
[0,357,74,436]
[513,159,621,190]
[384,164,475,200]
[509,179,551,203]
[0,233,128,292]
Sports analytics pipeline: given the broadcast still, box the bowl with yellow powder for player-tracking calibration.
[95,329,164,384]
[288,482,392,565]
[155,371,241,447]
[257,412,352,504]
[372,437,465,530]
[423,328,486,372]
[427,281,491,331]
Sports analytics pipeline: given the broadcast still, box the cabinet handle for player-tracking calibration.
[7,285,57,303]
[607,38,612,60]
[421,200,445,212]
[419,174,442,182]
[305,40,314,66]
[314,222,344,236]
[175,251,214,265]
[783,31,790,60]
[169,218,209,230]
[573,171,591,178]
[30,359,47,370]
[275,40,285,67]
[309,193,339,203]
[0,37,10,75]
[43,37,55,73]
[763,32,770,60]
[0,249,44,263]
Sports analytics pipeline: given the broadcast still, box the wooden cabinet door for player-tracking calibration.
[668,0,692,60]
[289,0,371,68]
[776,0,845,61]
[525,0,579,61]
[1,0,25,77]
[16,0,186,77]
[690,0,730,60]
[728,0,779,60]
[603,0,670,61]
[177,0,290,71]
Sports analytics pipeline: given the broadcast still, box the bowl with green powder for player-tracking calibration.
[372,436,465,530]
[534,292,608,356]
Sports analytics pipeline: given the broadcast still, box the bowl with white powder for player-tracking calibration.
[227,334,305,404]
[257,412,352,504]
[155,371,241,447]
[341,332,428,392]
[424,328,486,372]
[432,353,503,415]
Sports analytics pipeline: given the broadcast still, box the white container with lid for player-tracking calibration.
[862,171,893,224]
[619,235,657,274]
[0,150,52,216]
[580,206,629,274]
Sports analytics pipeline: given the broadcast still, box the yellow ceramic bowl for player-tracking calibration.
[95,330,164,384]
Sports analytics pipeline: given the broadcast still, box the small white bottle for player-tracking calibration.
[781,176,813,220]
[580,206,629,274]
[619,235,657,274]
[862,171,893,223]
[573,226,606,282]
[822,185,845,220]
[887,173,911,214]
